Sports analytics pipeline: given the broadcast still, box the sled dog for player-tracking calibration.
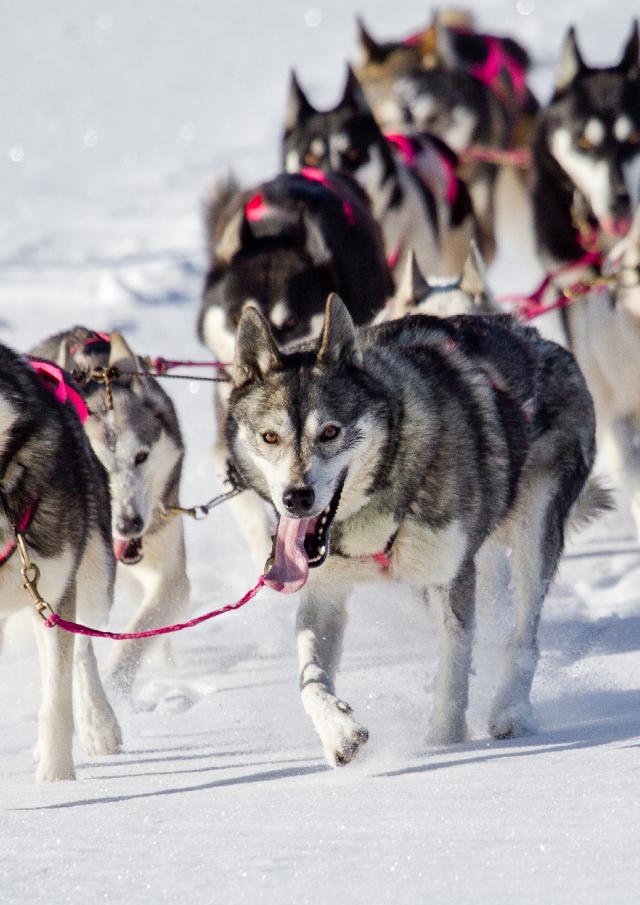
[31,328,190,697]
[0,342,121,780]
[226,295,609,766]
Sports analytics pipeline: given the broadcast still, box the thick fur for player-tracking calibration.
[0,342,121,781]
[198,170,393,563]
[532,23,640,269]
[282,67,478,279]
[226,296,607,766]
[354,17,539,264]
[30,328,190,698]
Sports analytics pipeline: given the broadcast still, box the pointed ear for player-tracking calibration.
[233,305,282,387]
[214,208,250,265]
[357,17,386,65]
[108,331,138,373]
[554,27,587,95]
[298,210,332,265]
[459,240,490,298]
[434,24,458,70]
[340,66,371,114]
[316,294,362,367]
[285,70,314,133]
[392,250,429,316]
[619,20,639,75]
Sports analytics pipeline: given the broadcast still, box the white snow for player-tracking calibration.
[1,1,640,903]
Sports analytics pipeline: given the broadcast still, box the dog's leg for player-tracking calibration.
[74,531,122,756]
[489,476,562,739]
[107,518,190,698]
[607,414,640,542]
[34,585,76,782]
[296,582,368,767]
[428,560,476,744]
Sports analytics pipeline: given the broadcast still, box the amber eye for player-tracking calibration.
[262,431,280,445]
[282,316,299,331]
[578,135,594,151]
[319,424,341,441]
[134,451,149,466]
[304,153,319,166]
[345,148,361,162]
[628,130,640,146]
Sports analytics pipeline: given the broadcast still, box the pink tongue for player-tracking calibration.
[264,516,314,594]
[113,539,130,561]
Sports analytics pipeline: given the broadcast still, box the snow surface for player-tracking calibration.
[1,1,640,903]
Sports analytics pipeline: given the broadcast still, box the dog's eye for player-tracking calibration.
[345,148,361,162]
[262,431,280,445]
[319,424,341,441]
[134,451,149,466]
[627,130,640,146]
[578,136,594,151]
[282,316,298,331]
[304,152,319,166]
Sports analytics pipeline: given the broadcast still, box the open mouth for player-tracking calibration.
[113,536,144,566]
[263,472,346,594]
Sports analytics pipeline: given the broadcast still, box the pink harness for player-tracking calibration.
[470,36,527,108]
[0,499,37,567]
[245,168,356,227]
[498,250,603,320]
[28,359,89,424]
[386,133,459,206]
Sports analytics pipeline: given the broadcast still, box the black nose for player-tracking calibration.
[116,514,144,537]
[282,486,315,516]
[613,187,631,217]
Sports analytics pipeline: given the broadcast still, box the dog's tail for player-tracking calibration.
[568,476,615,533]
[204,173,241,258]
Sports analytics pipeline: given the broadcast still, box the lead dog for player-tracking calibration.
[0,342,121,780]
[282,68,477,279]
[226,296,609,766]
[31,328,190,698]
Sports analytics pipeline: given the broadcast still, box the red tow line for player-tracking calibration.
[499,250,603,321]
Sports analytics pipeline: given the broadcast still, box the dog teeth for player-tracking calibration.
[318,545,326,555]
[320,515,327,525]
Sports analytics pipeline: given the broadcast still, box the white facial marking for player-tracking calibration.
[614,116,633,143]
[331,132,351,153]
[584,118,605,147]
[551,128,613,223]
[285,149,300,173]
[269,301,289,329]
[443,106,476,153]
[310,137,326,157]
[202,305,236,364]
[353,144,386,198]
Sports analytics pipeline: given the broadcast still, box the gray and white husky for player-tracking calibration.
[31,328,190,698]
[226,296,609,766]
[0,342,121,780]
[378,242,498,321]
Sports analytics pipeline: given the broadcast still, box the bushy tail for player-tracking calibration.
[203,173,241,258]
[568,476,615,533]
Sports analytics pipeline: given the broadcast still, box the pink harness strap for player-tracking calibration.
[469,36,527,107]
[498,250,603,321]
[29,359,89,424]
[0,498,37,567]
[245,192,270,222]
[69,330,111,356]
[300,167,356,225]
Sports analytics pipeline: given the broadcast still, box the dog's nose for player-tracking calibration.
[282,486,315,516]
[116,514,144,537]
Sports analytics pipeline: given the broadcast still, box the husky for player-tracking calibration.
[282,67,478,279]
[226,295,610,766]
[198,169,393,562]
[0,342,122,780]
[379,242,498,321]
[532,23,640,270]
[354,16,539,264]
[30,328,190,698]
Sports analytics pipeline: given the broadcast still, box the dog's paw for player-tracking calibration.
[80,712,123,757]
[36,755,76,783]
[489,701,535,740]
[320,701,369,768]
[428,717,467,746]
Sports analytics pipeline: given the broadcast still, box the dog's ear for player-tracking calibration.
[553,27,587,96]
[214,208,252,265]
[285,71,314,132]
[233,305,282,387]
[459,240,491,300]
[392,250,429,316]
[316,294,362,367]
[297,209,332,265]
[433,24,458,70]
[357,18,387,65]
[619,20,639,76]
[340,66,371,114]
[108,331,138,374]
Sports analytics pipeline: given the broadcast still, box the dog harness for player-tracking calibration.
[245,169,356,228]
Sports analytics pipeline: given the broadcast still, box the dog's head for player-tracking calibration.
[227,295,386,593]
[282,68,395,200]
[542,23,640,238]
[200,198,337,363]
[385,243,495,320]
[83,332,182,564]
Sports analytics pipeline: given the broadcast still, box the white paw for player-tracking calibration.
[80,712,123,757]
[489,700,536,740]
[36,755,76,783]
[317,700,369,768]
[428,715,468,746]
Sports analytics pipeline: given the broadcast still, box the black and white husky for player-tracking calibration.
[282,68,478,279]
[31,328,190,698]
[226,296,609,766]
[0,343,121,780]
[532,23,640,535]
[198,169,393,562]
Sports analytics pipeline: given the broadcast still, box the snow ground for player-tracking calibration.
[1,1,640,903]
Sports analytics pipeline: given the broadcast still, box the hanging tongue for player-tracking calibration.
[264,516,314,593]
[113,538,130,561]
